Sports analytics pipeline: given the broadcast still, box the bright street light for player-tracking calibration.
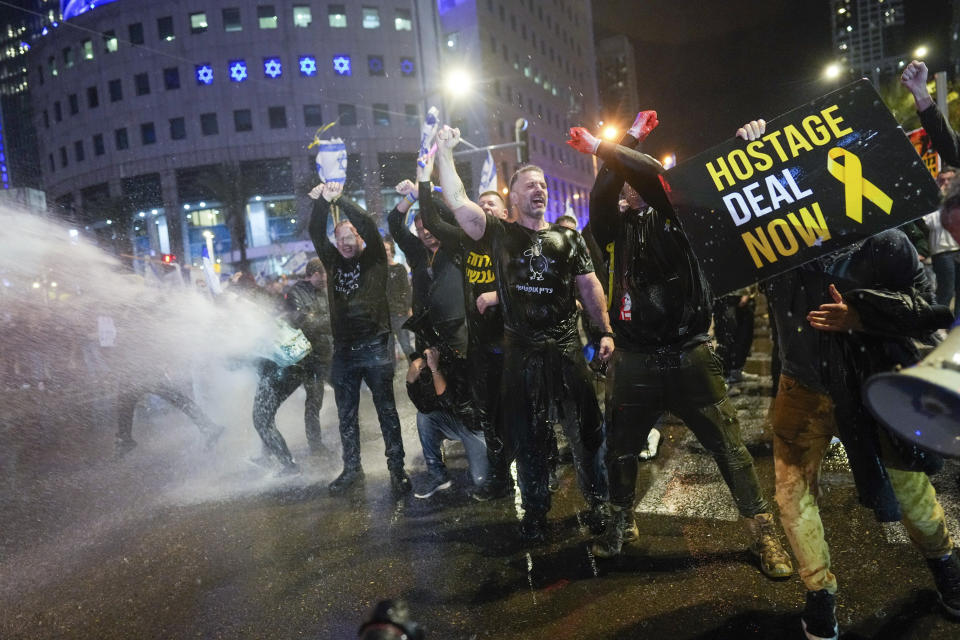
[915,45,929,58]
[602,126,618,140]
[444,68,473,97]
[823,63,842,80]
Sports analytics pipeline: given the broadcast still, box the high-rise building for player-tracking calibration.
[831,0,906,77]
[595,34,638,132]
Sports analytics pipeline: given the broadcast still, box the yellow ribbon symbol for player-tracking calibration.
[306,119,339,150]
[826,147,893,223]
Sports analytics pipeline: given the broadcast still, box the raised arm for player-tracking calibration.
[307,183,338,266]
[387,181,424,265]
[434,125,487,241]
[588,132,639,246]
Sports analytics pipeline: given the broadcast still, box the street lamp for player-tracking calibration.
[444,68,473,98]
[602,126,618,140]
[823,63,842,80]
[915,45,929,58]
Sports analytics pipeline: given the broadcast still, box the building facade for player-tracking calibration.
[595,34,638,133]
[830,0,906,77]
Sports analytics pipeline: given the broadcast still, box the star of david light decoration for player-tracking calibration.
[368,56,384,75]
[400,57,415,77]
[229,60,248,82]
[332,55,351,76]
[299,56,317,76]
[263,57,282,79]
[195,64,213,85]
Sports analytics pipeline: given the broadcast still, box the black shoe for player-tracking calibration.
[801,589,838,640]
[582,501,611,536]
[414,468,451,499]
[520,515,548,546]
[328,467,364,494]
[470,480,514,502]
[590,506,637,558]
[389,467,412,494]
[927,549,960,617]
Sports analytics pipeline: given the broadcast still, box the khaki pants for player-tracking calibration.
[772,375,953,594]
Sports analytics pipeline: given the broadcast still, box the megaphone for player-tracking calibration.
[864,325,960,457]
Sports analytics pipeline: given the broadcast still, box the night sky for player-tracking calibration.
[592,0,952,162]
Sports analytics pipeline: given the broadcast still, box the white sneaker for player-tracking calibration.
[639,428,661,460]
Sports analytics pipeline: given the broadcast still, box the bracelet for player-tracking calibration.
[404,192,418,205]
[601,331,615,339]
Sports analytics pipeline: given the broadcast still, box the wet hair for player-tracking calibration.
[479,190,505,205]
[509,164,545,190]
[556,214,578,228]
[305,258,325,276]
[942,174,960,212]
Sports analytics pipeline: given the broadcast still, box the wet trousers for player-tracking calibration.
[605,343,769,516]
[772,375,954,594]
[469,346,510,486]
[501,339,606,520]
[117,381,221,444]
[252,354,328,466]
[416,410,489,486]
[330,336,404,471]
[389,312,415,359]
[712,296,755,375]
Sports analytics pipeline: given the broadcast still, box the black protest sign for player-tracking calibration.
[662,79,939,296]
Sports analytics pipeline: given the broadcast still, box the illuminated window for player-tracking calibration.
[134,72,150,95]
[170,117,186,140]
[400,57,415,77]
[328,4,347,28]
[372,103,390,125]
[362,7,380,28]
[332,55,351,76]
[299,56,318,76]
[48,55,57,77]
[103,30,118,53]
[445,32,459,49]
[258,5,278,29]
[190,12,208,34]
[158,16,174,41]
[81,39,93,60]
[223,7,242,32]
[234,109,253,132]
[93,134,105,156]
[263,57,282,78]
[368,55,384,76]
[395,9,412,31]
[140,122,156,145]
[229,59,248,82]
[195,64,214,85]
[115,127,128,150]
[268,106,287,129]
[200,113,218,136]
[304,104,323,127]
[293,6,312,27]
[338,104,357,126]
[63,46,74,68]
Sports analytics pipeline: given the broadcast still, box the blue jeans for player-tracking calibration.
[330,336,404,470]
[932,251,960,309]
[416,410,489,485]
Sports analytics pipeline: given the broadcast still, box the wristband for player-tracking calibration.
[601,331,615,339]
[404,192,418,205]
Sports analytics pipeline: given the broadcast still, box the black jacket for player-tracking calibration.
[284,279,332,359]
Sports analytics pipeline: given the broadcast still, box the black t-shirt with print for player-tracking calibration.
[482,216,593,345]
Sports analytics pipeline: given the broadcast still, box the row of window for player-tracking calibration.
[46,103,421,172]
[38,4,413,82]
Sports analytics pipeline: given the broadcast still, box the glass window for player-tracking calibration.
[445,32,459,49]
[328,4,346,28]
[47,55,57,77]
[60,146,68,168]
[372,103,389,126]
[257,5,278,29]
[81,39,93,60]
[158,16,174,41]
[163,67,180,90]
[104,30,118,53]
[43,109,49,128]
[367,55,384,76]
[68,93,78,115]
[63,47,74,68]
[223,8,242,32]
[93,134,105,156]
[303,104,323,127]
[200,112,219,136]
[115,127,129,150]
[109,78,122,102]
[134,72,150,95]
[48,153,54,172]
[86,86,99,108]
[234,109,253,132]
[141,122,156,145]
[293,6,312,27]
[74,140,85,162]
[54,101,62,122]
[129,22,144,45]
[170,117,186,140]
[268,106,287,129]
[338,104,356,126]
[404,104,418,125]
[190,12,208,34]
[362,7,380,29]
[395,8,412,31]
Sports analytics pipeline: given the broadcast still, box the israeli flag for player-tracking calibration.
[315,138,347,184]
[478,150,498,195]
[201,244,223,296]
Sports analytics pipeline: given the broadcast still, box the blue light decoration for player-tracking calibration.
[368,55,384,75]
[195,64,213,85]
[263,57,282,79]
[299,56,317,77]
[229,59,248,82]
[400,57,415,77]
[332,55,351,76]
[62,0,121,21]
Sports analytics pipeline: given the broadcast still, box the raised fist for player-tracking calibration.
[395,179,417,196]
[321,181,343,203]
[901,60,929,97]
[308,184,324,200]
[566,127,600,155]
[627,110,659,142]
[736,119,766,141]
[436,125,461,153]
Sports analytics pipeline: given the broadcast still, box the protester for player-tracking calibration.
[383,237,416,359]
[741,117,960,639]
[308,181,410,495]
[567,112,793,579]
[434,124,613,545]
[923,167,960,310]
[556,215,578,230]
[712,284,759,385]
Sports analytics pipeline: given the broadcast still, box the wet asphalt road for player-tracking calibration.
[1,372,960,639]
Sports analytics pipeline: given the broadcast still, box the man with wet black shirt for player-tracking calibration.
[308,181,411,495]
[433,124,613,544]
[383,238,415,359]
[567,112,793,580]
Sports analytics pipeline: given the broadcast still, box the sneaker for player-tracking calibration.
[639,428,661,460]
[414,469,452,499]
[801,589,838,640]
[470,480,514,502]
[744,512,795,579]
[389,467,412,494]
[590,506,637,558]
[520,515,548,546]
[328,467,364,494]
[926,549,960,617]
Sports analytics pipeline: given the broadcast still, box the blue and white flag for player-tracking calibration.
[201,244,223,296]
[315,138,347,184]
[478,150,498,195]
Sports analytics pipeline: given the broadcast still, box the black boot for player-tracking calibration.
[590,506,637,558]
[329,466,364,494]
[927,549,960,617]
[389,466,412,494]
